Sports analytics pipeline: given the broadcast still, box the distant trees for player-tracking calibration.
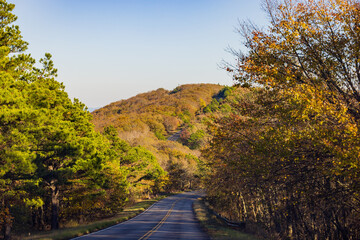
[187,130,206,150]
[205,0,360,239]
[91,84,226,194]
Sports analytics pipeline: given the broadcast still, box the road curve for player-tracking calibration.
[72,191,209,240]
[167,130,182,141]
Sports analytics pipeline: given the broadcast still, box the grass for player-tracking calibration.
[15,195,171,240]
[193,198,263,240]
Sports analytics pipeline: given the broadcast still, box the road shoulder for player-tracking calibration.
[193,197,263,240]
[15,194,173,240]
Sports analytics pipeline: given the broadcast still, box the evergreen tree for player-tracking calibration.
[0,0,126,236]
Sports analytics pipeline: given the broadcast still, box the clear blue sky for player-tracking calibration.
[11,0,267,108]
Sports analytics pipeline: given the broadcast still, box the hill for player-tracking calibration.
[92,83,225,190]
[92,84,222,132]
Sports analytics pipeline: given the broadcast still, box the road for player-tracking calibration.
[167,130,182,141]
[72,191,209,240]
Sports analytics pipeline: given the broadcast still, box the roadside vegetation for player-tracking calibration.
[193,197,262,240]
[2,0,359,239]
[0,0,235,238]
[0,1,193,238]
[203,0,360,239]
[16,194,171,240]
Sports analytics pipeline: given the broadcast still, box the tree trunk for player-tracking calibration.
[50,182,59,230]
[3,206,12,240]
[32,209,37,229]
[39,206,45,230]
[3,222,11,240]
[33,206,45,230]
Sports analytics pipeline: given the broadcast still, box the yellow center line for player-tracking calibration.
[138,199,180,240]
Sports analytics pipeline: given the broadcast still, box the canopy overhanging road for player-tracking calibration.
[72,191,209,240]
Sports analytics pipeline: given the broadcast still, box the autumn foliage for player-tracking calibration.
[205,0,360,239]
[91,84,224,191]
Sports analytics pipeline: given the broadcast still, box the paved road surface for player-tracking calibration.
[72,191,209,240]
[167,130,182,141]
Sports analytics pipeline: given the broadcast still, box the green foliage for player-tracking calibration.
[178,109,191,124]
[203,86,236,114]
[203,99,219,113]
[0,0,131,236]
[154,130,166,140]
[170,86,181,94]
[0,1,41,235]
[213,86,233,101]
[188,130,205,149]
[122,146,167,198]
[103,125,131,157]
[219,103,231,113]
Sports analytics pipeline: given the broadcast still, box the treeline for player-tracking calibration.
[91,83,227,191]
[92,83,223,144]
[204,0,360,239]
[0,1,168,239]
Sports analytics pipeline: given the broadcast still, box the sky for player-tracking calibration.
[10,0,268,108]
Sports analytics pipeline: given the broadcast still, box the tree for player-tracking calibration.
[60,127,129,224]
[0,1,39,238]
[205,0,360,239]
[187,130,205,149]
[232,0,360,119]
[0,71,37,239]
[0,0,128,235]
[122,145,167,198]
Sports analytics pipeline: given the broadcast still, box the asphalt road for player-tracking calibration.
[167,130,182,141]
[72,191,210,240]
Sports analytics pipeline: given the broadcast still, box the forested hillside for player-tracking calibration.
[2,0,359,239]
[92,84,228,191]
